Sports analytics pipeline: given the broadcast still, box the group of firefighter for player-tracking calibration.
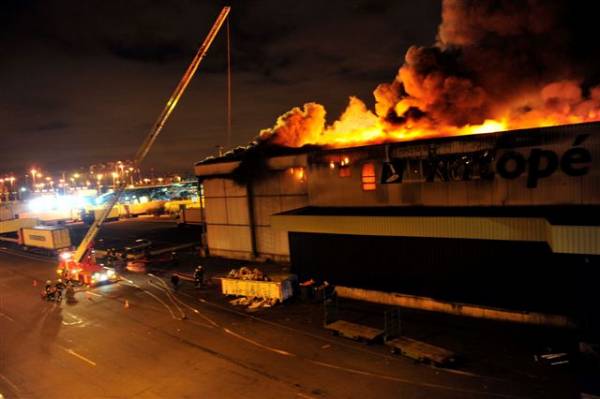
[43,278,75,302]
[43,265,206,302]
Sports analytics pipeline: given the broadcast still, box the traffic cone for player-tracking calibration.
[124,299,130,309]
[32,280,37,287]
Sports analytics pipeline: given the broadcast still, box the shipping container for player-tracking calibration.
[178,207,203,225]
[20,226,71,251]
[0,218,37,235]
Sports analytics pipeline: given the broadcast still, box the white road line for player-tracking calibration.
[148,279,186,319]
[85,291,103,297]
[147,277,519,397]
[0,373,20,394]
[0,312,15,322]
[223,327,295,357]
[62,313,84,326]
[63,348,97,367]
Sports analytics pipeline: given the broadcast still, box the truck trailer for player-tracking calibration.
[19,226,72,254]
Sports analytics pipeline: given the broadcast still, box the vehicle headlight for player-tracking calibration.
[107,269,115,277]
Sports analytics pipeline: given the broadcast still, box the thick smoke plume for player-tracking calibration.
[259,0,600,148]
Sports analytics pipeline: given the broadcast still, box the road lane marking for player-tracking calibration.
[62,313,84,326]
[308,359,522,398]
[223,327,295,357]
[147,276,217,327]
[0,373,20,394]
[142,277,524,398]
[0,312,15,322]
[63,348,97,367]
[85,291,102,297]
[296,394,316,399]
[148,279,186,319]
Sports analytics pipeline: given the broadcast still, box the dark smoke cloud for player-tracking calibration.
[375,0,600,128]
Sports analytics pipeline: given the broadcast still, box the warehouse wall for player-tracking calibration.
[203,178,253,260]
[252,169,308,261]
[202,169,308,261]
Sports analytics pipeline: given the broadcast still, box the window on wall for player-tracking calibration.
[339,156,351,177]
[361,163,376,191]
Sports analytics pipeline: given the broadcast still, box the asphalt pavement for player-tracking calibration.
[0,220,592,398]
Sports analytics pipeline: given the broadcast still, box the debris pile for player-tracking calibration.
[227,266,271,281]
[229,296,279,311]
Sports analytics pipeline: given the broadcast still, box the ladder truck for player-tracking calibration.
[57,7,231,285]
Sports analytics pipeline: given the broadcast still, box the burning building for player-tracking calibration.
[195,122,600,324]
[194,1,600,326]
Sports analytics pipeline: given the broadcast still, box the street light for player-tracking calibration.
[8,177,15,200]
[31,169,37,187]
[111,172,118,187]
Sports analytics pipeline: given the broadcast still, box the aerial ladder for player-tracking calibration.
[58,6,231,285]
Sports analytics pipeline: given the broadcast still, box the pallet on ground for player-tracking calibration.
[386,336,456,366]
[325,320,383,342]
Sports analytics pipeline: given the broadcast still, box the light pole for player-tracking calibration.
[30,169,37,188]
[96,174,103,192]
[8,177,15,200]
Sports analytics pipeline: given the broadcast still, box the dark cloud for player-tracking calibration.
[0,0,440,174]
[33,121,70,131]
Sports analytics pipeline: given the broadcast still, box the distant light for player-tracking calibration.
[20,187,27,192]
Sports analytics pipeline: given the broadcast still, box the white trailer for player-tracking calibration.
[178,207,203,226]
[19,226,71,252]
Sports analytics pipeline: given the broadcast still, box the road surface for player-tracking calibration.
[0,243,576,398]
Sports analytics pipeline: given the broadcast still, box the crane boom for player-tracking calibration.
[73,6,231,263]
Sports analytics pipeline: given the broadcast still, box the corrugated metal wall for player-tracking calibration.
[272,214,600,255]
[203,178,253,258]
[202,170,308,260]
[252,169,308,259]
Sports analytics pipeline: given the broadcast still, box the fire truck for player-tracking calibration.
[55,7,231,286]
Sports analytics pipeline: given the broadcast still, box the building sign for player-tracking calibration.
[381,134,592,188]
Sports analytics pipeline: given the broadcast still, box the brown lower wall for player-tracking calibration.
[336,286,575,328]
[208,247,290,263]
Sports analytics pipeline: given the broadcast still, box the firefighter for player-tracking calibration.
[170,273,180,291]
[55,279,65,302]
[44,280,54,300]
[193,265,204,287]
[65,281,76,302]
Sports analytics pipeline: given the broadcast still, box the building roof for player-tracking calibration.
[194,121,600,167]
[277,205,600,226]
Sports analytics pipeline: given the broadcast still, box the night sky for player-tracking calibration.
[1,1,440,174]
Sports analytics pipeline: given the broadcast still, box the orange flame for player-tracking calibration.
[258,0,600,150]
[259,80,600,149]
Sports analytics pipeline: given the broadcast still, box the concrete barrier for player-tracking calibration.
[335,286,575,328]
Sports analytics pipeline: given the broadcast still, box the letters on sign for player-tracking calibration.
[380,135,592,188]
